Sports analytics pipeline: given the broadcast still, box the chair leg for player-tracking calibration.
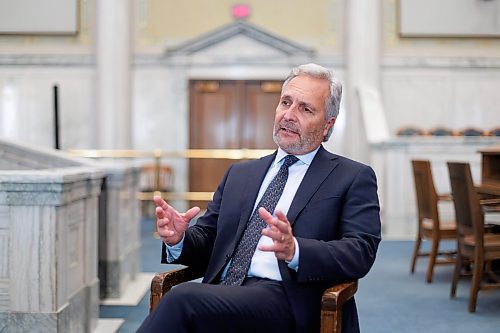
[410,232,422,274]
[426,236,439,283]
[468,256,482,313]
[450,251,462,298]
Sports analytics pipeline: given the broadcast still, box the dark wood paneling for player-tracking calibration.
[189,80,281,209]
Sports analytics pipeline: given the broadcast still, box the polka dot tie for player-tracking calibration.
[222,155,299,286]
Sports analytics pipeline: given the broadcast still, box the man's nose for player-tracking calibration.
[283,103,298,120]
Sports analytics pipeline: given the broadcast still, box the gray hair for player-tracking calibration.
[282,63,342,141]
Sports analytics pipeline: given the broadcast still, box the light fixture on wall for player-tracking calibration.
[232,4,250,19]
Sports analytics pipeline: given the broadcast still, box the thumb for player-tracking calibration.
[183,206,201,222]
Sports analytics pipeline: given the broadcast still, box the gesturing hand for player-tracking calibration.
[153,195,201,246]
[258,208,295,262]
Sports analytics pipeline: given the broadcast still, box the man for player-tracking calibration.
[139,63,381,333]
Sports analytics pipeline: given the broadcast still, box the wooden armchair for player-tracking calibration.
[447,162,500,312]
[150,266,358,333]
[410,160,457,283]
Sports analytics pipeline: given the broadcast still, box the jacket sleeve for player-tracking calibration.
[294,164,381,283]
[161,165,233,272]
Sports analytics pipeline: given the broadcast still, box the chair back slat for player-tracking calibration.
[447,162,484,247]
[412,160,440,224]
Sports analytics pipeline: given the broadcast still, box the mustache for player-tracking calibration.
[277,120,300,134]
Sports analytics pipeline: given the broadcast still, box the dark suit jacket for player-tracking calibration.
[162,145,381,333]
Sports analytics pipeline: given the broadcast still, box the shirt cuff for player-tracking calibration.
[285,237,300,271]
[165,234,185,262]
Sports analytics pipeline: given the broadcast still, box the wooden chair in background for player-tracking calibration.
[428,126,456,136]
[487,126,500,137]
[139,164,174,216]
[447,162,500,312]
[140,164,174,193]
[149,267,358,333]
[395,126,427,136]
[410,160,457,283]
[457,127,485,137]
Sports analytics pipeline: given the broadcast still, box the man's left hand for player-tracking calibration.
[258,208,295,261]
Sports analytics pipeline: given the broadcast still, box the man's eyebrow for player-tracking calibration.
[302,101,316,110]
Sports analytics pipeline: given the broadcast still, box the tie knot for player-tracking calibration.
[282,155,299,169]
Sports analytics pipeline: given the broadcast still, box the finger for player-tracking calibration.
[261,225,284,242]
[259,239,294,261]
[258,243,288,260]
[157,215,167,227]
[183,206,201,221]
[275,210,288,223]
[153,195,167,208]
[258,208,288,242]
[258,207,274,225]
[155,206,166,219]
[269,210,291,234]
[258,244,277,252]
[157,225,175,238]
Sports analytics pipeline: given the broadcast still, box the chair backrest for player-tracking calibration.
[429,127,455,136]
[412,160,440,224]
[396,126,426,136]
[489,126,500,136]
[140,164,174,192]
[458,127,484,137]
[447,162,484,248]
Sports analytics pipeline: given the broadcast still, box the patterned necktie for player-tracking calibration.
[222,154,299,286]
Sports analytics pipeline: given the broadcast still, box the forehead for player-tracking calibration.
[281,75,329,106]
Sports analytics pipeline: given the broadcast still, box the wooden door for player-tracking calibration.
[189,80,281,209]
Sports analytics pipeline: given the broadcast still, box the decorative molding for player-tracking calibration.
[2,53,498,69]
[382,56,500,69]
[165,20,314,57]
[0,54,94,66]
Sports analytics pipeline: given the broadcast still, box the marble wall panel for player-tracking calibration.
[0,67,95,150]
[65,201,85,298]
[382,68,500,135]
[10,205,57,312]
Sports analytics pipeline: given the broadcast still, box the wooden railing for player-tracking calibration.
[67,148,274,202]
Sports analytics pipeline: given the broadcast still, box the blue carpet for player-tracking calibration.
[100,219,500,332]
[357,240,500,333]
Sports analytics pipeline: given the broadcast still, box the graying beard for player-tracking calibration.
[273,128,323,154]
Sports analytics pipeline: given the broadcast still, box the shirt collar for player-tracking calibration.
[274,146,320,167]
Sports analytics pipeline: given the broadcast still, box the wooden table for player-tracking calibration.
[478,146,500,197]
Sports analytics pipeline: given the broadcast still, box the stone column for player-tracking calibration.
[345,0,382,163]
[95,0,132,149]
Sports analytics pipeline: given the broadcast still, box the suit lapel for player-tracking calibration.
[287,145,339,225]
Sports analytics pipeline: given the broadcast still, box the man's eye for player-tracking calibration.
[281,100,290,106]
[305,107,312,113]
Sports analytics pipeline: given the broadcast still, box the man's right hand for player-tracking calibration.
[153,195,201,246]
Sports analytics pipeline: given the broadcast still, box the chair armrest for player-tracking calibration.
[150,266,202,313]
[150,270,358,333]
[320,281,358,333]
